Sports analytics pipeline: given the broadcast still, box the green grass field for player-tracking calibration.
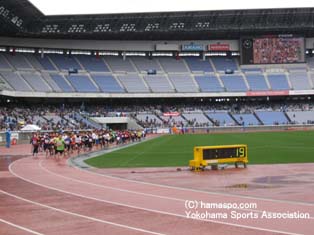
[85,131,314,168]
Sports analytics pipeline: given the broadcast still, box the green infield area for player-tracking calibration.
[85,131,314,168]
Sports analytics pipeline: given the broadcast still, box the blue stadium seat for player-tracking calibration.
[50,74,75,92]
[75,55,110,72]
[267,74,290,90]
[91,75,125,93]
[220,75,248,91]
[67,74,99,92]
[185,57,214,73]
[246,73,269,91]
[194,75,224,92]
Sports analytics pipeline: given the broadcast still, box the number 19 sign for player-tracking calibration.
[189,144,248,171]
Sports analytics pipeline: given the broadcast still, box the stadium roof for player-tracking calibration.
[28,0,314,16]
[1,0,314,40]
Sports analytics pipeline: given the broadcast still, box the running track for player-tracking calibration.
[0,146,313,235]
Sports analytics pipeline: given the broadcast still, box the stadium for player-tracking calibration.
[0,0,314,234]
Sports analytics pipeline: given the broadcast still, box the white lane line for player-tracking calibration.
[39,160,183,202]
[39,160,314,219]
[0,218,44,235]
[73,161,314,207]
[9,158,303,235]
[0,189,165,235]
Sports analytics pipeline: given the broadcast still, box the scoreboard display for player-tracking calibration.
[189,145,248,171]
[203,146,247,160]
[240,35,305,65]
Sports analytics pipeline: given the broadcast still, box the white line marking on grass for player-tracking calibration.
[0,189,165,235]
[0,218,44,235]
[8,159,305,235]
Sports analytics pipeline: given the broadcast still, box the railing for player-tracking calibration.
[1,124,314,145]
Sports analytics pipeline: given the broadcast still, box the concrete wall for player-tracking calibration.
[0,37,239,51]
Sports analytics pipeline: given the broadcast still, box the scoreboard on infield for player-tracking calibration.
[189,145,248,171]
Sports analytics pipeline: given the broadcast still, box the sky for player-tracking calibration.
[28,0,314,15]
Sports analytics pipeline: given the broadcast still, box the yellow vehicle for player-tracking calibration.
[189,144,248,171]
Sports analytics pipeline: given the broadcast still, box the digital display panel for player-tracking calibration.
[241,35,305,65]
[203,146,247,160]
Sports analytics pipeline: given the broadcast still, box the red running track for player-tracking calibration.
[0,145,313,235]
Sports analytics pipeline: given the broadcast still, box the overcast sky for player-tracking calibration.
[29,0,314,15]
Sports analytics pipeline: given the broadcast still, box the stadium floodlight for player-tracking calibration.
[97,51,119,56]
[124,52,146,56]
[71,51,91,55]
[152,52,173,57]
[15,48,36,54]
[38,49,63,54]
[178,52,200,57]
[28,0,314,15]
[144,23,160,32]
[205,52,227,57]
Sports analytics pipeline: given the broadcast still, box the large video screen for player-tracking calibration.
[241,35,305,65]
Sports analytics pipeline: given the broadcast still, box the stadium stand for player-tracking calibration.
[232,113,260,126]
[286,111,314,124]
[307,57,314,69]
[158,57,189,73]
[185,57,214,73]
[241,67,262,72]
[245,73,269,91]
[67,74,99,92]
[41,73,63,92]
[255,111,289,125]
[143,75,174,93]
[182,112,212,126]
[131,57,163,73]
[289,71,311,90]
[136,113,164,127]
[0,74,13,91]
[105,57,136,73]
[48,54,82,71]
[3,53,314,94]
[0,54,12,69]
[4,53,33,69]
[2,102,314,131]
[194,75,224,92]
[49,74,75,92]
[207,112,236,126]
[75,55,110,72]
[36,55,58,71]
[117,74,149,92]
[211,57,238,71]
[24,54,45,71]
[20,72,52,92]
[220,75,248,91]
[91,74,125,93]
[161,115,187,126]
[1,71,33,91]
[168,74,199,92]
[267,74,290,90]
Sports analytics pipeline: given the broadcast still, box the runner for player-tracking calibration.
[30,133,40,158]
[43,134,51,158]
[55,134,65,161]
[64,133,72,157]
[75,133,82,155]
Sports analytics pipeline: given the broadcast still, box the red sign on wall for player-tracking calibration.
[208,43,230,51]
[163,112,180,117]
[246,91,289,97]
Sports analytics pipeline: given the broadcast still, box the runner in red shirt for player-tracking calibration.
[31,133,40,158]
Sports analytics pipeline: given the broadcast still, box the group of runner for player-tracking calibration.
[30,129,146,160]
